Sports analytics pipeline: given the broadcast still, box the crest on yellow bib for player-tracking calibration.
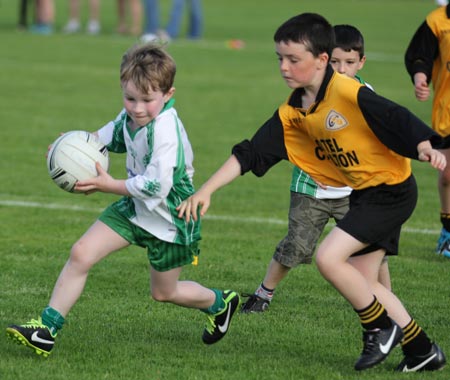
[326,110,348,131]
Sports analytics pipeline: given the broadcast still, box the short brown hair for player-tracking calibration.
[120,43,176,94]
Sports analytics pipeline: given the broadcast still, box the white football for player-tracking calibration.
[47,130,109,193]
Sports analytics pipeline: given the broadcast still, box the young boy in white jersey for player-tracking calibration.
[178,14,447,372]
[6,43,240,357]
[241,24,391,313]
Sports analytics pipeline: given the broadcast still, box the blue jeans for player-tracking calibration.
[143,0,160,34]
[166,0,202,39]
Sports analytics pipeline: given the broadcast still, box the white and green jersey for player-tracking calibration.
[290,166,352,199]
[355,75,374,91]
[97,99,200,245]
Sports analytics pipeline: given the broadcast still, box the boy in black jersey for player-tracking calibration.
[179,13,447,372]
[405,4,450,258]
[240,24,391,315]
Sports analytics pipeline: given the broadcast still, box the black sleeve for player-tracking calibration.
[358,86,443,158]
[231,110,288,176]
[404,21,439,84]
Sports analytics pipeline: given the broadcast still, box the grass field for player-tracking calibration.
[1,1,449,379]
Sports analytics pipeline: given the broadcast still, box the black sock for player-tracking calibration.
[440,212,450,231]
[355,297,391,330]
[401,319,432,357]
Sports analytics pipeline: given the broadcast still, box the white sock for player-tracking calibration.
[255,283,274,301]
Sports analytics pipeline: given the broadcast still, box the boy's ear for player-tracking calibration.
[358,55,367,70]
[164,87,176,102]
[318,52,329,69]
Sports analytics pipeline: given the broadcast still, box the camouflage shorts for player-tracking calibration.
[273,192,349,267]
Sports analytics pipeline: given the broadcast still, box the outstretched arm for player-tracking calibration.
[177,155,242,222]
[178,112,287,221]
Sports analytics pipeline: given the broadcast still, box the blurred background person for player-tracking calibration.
[18,0,30,30]
[31,0,55,34]
[164,0,202,40]
[141,0,160,42]
[63,0,101,35]
[117,0,142,36]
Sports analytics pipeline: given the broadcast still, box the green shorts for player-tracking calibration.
[99,199,200,272]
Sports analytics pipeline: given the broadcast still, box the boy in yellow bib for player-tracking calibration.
[179,14,447,372]
[241,24,392,314]
[405,4,450,258]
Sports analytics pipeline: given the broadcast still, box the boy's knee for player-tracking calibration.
[150,289,174,303]
[315,249,332,276]
[69,241,94,269]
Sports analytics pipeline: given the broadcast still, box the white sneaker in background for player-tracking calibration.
[86,20,101,35]
[63,19,80,34]
[140,33,159,43]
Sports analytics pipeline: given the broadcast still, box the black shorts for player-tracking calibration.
[337,175,417,256]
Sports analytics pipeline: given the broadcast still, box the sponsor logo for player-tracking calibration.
[326,110,348,131]
[218,305,232,333]
[402,354,437,372]
[379,325,398,355]
[31,331,55,345]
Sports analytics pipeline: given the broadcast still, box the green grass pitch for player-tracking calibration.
[0,1,448,379]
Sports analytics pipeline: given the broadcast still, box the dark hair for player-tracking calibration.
[333,24,365,59]
[273,13,334,57]
[120,43,176,94]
